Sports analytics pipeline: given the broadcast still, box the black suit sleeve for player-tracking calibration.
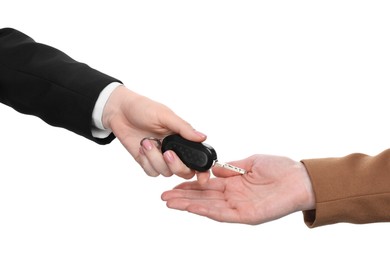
[0,28,120,144]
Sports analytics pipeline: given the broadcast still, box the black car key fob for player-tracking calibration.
[161,134,217,172]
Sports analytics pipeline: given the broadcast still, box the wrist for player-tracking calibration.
[102,85,141,130]
[102,85,125,129]
[92,82,123,130]
[297,162,316,211]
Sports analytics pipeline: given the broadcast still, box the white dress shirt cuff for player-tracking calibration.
[91,82,123,138]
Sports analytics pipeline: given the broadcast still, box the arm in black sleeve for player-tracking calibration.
[0,28,120,144]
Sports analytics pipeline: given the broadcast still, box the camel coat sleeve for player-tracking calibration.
[301,149,390,228]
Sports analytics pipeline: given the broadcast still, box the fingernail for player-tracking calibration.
[142,139,153,150]
[194,130,207,138]
[164,150,174,163]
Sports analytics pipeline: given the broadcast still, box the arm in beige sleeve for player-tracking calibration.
[301,149,390,228]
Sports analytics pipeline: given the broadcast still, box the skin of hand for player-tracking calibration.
[102,85,210,182]
[161,154,316,225]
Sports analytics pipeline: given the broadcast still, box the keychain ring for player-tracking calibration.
[140,137,162,150]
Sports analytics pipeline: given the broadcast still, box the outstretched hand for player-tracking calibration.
[102,86,210,182]
[161,154,315,225]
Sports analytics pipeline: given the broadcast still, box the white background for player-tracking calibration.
[1,1,390,259]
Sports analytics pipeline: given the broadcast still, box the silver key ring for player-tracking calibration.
[140,137,162,150]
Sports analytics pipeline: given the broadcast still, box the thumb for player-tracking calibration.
[161,112,207,142]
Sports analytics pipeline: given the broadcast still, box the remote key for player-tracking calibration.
[161,134,246,174]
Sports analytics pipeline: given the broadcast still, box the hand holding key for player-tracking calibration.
[141,134,245,184]
[161,134,246,175]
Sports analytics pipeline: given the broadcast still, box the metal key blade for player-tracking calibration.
[214,161,246,174]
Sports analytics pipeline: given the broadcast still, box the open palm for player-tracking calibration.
[162,155,315,225]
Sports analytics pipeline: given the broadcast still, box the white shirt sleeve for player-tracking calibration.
[91,82,123,138]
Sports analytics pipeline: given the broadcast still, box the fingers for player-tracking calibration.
[196,172,210,185]
[162,188,225,201]
[161,189,227,213]
[140,139,171,177]
[161,187,241,223]
[140,139,197,179]
[162,150,196,179]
